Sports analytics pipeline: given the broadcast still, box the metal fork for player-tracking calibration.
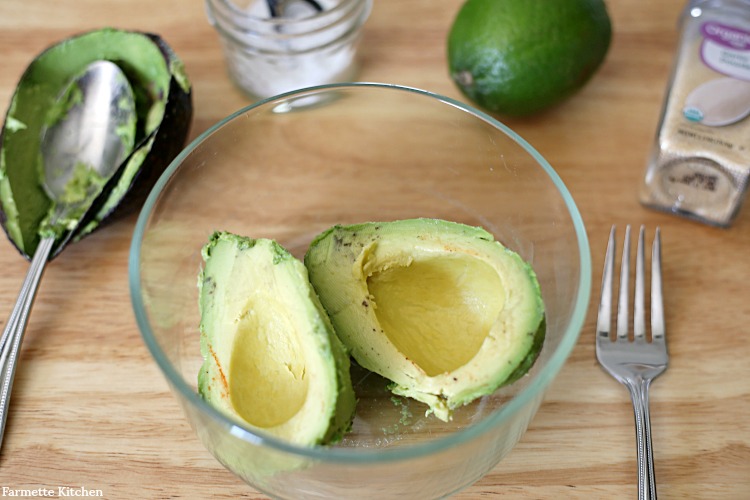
[596,225,668,500]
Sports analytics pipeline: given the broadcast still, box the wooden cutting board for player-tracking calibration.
[0,0,748,498]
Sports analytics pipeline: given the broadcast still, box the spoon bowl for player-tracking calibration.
[40,61,136,229]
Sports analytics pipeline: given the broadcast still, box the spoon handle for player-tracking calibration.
[0,236,54,451]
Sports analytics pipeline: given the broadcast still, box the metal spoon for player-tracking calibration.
[0,60,136,450]
[266,0,323,18]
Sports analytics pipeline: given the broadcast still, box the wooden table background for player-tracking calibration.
[1,0,749,498]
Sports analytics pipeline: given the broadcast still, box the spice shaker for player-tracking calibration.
[205,0,372,100]
[640,0,750,226]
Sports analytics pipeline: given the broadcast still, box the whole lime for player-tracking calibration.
[447,0,612,116]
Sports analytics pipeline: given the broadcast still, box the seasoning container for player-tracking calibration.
[640,0,750,227]
[205,0,372,100]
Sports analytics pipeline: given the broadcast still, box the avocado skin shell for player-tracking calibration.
[0,30,193,261]
[62,34,194,259]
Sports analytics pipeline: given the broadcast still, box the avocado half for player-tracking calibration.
[304,218,546,421]
[0,28,192,260]
[198,232,356,446]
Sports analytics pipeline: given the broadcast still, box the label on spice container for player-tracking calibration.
[640,3,750,227]
[700,22,750,78]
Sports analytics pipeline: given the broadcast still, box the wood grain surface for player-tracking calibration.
[1,0,749,498]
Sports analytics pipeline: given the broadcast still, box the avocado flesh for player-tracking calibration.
[229,297,309,428]
[368,256,503,377]
[198,232,356,445]
[305,218,545,421]
[0,28,191,258]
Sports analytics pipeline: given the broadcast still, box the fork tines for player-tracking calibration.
[597,225,664,343]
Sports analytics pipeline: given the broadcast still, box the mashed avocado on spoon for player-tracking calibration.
[38,162,107,237]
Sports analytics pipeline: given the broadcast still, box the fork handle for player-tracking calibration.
[627,378,658,500]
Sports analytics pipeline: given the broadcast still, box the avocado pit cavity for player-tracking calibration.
[366,255,503,377]
[229,300,309,428]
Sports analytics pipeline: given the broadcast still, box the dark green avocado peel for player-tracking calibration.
[0,28,193,260]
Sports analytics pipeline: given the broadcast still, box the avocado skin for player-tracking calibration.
[503,317,546,386]
[0,29,193,260]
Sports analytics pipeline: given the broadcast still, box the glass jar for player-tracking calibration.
[205,0,372,100]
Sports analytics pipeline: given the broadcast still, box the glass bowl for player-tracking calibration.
[129,83,591,499]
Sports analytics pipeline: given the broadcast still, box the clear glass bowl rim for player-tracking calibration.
[128,82,592,464]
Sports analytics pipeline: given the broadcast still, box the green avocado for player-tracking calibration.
[0,28,192,259]
[304,218,545,421]
[198,232,356,446]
